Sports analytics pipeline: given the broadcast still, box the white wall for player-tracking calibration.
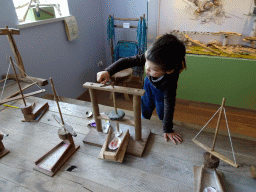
[157,0,255,45]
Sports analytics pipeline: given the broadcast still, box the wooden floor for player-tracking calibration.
[0,81,256,192]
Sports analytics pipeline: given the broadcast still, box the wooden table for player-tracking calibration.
[0,95,255,191]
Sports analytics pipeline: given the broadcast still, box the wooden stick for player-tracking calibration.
[192,139,239,168]
[0,28,20,35]
[113,17,140,21]
[4,82,36,100]
[2,74,48,86]
[114,25,138,29]
[49,78,64,125]
[9,57,26,106]
[23,0,33,22]
[0,89,45,105]
[0,79,7,83]
[5,26,26,77]
[211,98,226,151]
[184,34,220,55]
[133,95,141,141]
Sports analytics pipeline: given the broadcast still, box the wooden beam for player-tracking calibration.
[5,26,26,77]
[0,89,45,105]
[0,28,20,35]
[2,74,48,86]
[83,82,145,96]
[192,139,239,168]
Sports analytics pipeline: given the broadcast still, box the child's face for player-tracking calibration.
[145,60,174,78]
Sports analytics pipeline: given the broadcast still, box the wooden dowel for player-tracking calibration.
[112,91,117,114]
[114,25,138,29]
[89,88,102,132]
[211,98,226,151]
[0,79,7,83]
[113,17,140,21]
[4,82,36,100]
[133,95,141,141]
[49,78,65,126]
[117,122,120,133]
[9,56,26,106]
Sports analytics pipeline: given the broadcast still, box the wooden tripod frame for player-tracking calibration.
[192,98,239,168]
[82,82,151,157]
[0,26,48,86]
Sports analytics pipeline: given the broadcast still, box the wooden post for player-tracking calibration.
[211,98,226,151]
[89,88,102,132]
[133,95,141,141]
[5,26,26,77]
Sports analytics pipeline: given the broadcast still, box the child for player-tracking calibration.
[97,34,186,144]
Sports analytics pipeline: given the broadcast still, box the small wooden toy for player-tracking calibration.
[33,78,80,176]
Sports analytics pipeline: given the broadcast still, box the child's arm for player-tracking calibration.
[105,54,145,76]
[163,81,183,144]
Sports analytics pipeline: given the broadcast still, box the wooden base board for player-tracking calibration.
[0,149,10,159]
[34,141,80,177]
[83,127,150,157]
[22,102,49,122]
[193,165,225,192]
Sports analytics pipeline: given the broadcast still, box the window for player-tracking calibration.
[13,0,70,23]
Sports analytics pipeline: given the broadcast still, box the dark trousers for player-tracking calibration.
[141,77,164,120]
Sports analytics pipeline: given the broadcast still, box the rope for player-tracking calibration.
[11,61,43,91]
[223,107,237,164]
[193,107,221,140]
[0,61,11,101]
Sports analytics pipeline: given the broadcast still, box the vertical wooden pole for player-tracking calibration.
[211,98,226,151]
[89,88,102,132]
[5,26,26,77]
[10,56,26,106]
[133,95,141,141]
[49,78,65,125]
[109,15,114,63]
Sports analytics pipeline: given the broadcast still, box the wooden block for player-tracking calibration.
[85,126,150,157]
[34,140,80,177]
[101,130,130,163]
[23,102,49,122]
[194,165,225,192]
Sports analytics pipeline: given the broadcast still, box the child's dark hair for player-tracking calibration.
[145,34,186,73]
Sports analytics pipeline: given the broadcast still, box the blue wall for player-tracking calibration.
[0,0,106,98]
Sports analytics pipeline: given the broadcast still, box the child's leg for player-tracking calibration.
[151,88,164,120]
[141,77,155,119]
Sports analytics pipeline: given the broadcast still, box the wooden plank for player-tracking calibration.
[0,89,45,105]
[0,28,20,35]
[192,139,239,168]
[2,74,48,86]
[83,82,145,96]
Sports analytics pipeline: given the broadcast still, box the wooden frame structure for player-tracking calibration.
[192,98,239,168]
[0,26,48,86]
[83,82,150,157]
[34,78,80,176]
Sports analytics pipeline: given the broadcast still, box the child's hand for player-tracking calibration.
[97,71,110,84]
[164,132,182,144]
